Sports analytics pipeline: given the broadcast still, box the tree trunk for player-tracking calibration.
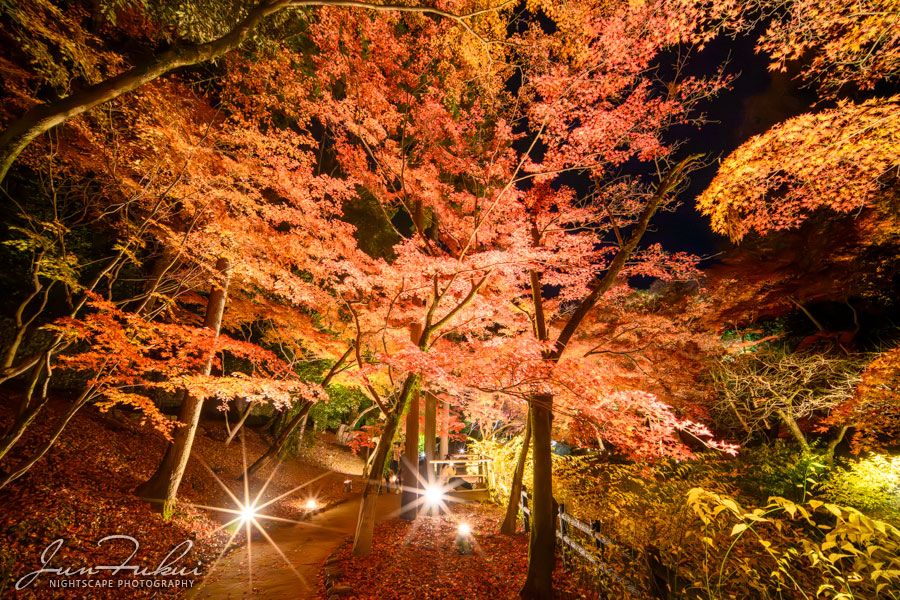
[520,396,554,600]
[439,398,450,458]
[352,374,419,556]
[500,417,531,535]
[424,391,436,484]
[825,425,849,461]
[225,400,257,446]
[244,401,312,477]
[777,408,810,454]
[0,352,47,387]
[245,345,352,476]
[135,257,231,516]
[0,398,50,465]
[401,324,422,520]
[0,347,57,466]
[297,412,310,445]
[401,386,421,519]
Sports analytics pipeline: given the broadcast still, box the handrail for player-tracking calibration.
[518,490,645,597]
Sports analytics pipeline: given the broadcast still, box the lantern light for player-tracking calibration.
[424,485,443,506]
[240,504,256,523]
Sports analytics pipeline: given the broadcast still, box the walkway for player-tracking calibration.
[189,492,401,599]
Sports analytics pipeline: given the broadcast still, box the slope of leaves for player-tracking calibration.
[0,392,362,598]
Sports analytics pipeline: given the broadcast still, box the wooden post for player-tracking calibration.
[590,519,603,557]
[424,391,437,484]
[521,490,530,533]
[559,502,568,570]
[439,399,450,458]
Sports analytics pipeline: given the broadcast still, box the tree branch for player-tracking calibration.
[0,0,513,184]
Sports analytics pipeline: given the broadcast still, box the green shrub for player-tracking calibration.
[821,454,900,522]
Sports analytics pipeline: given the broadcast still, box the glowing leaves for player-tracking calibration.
[756,0,900,92]
[827,345,900,454]
[50,295,306,440]
[697,95,900,241]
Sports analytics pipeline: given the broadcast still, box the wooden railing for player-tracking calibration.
[431,454,493,491]
[519,490,647,598]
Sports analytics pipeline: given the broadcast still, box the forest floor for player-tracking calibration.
[0,390,365,599]
[321,502,597,600]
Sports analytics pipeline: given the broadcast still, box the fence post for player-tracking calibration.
[590,519,603,557]
[521,490,530,533]
[559,502,568,570]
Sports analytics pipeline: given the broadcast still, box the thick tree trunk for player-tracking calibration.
[439,399,450,458]
[520,396,554,600]
[401,324,423,520]
[401,385,421,519]
[517,161,695,599]
[500,417,531,535]
[424,391,436,484]
[135,258,231,516]
[352,374,419,556]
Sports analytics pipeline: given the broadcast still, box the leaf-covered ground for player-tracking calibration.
[320,502,596,599]
[0,391,363,598]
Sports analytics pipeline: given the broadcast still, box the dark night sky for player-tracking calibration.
[641,32,815,261]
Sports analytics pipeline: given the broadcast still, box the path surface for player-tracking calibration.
[189,492,401,599]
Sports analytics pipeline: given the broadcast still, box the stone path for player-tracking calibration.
[189,492,401,599]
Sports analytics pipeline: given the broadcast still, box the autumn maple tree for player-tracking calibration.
[6,1,899,598]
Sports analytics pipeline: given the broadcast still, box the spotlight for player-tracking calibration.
[458,522,471,535]
[239,504,256,523]
[305,499,317,510]
[424,485,443,506]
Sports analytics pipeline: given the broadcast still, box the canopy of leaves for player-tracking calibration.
[697,95,900,241]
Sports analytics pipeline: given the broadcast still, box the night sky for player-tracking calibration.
[642,32,815,260]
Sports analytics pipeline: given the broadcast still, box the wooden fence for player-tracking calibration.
[519,490,657,598]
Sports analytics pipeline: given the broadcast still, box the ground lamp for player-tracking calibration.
[456,522,473,554]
